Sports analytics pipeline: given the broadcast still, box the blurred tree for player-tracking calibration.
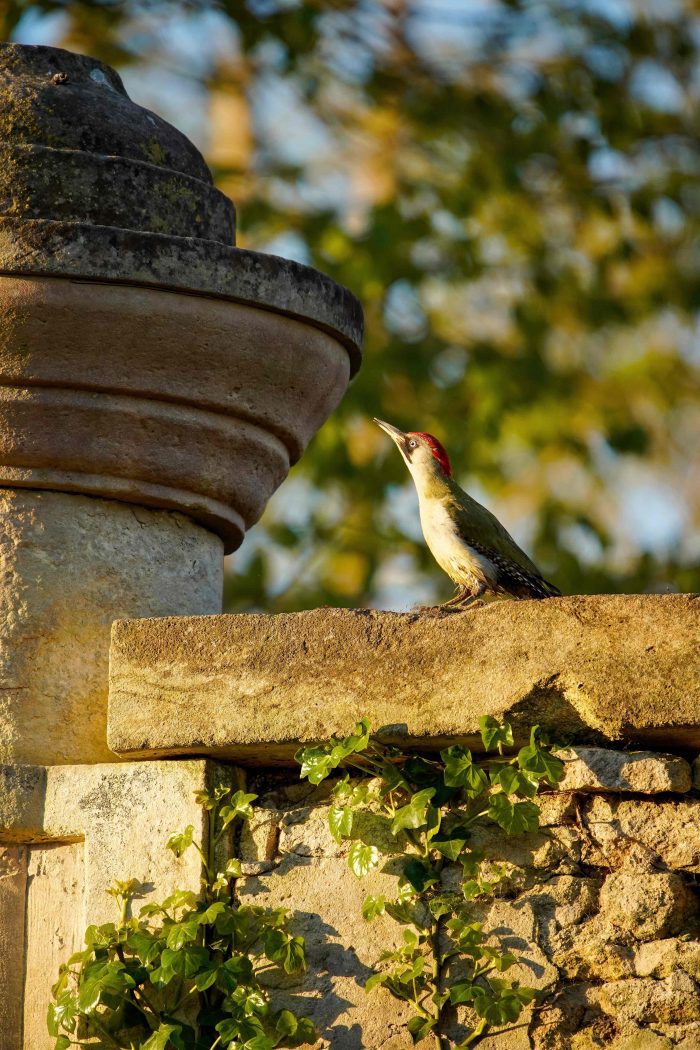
[5,0,700,609]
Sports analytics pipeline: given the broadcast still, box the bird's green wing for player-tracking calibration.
[446,479,544,577]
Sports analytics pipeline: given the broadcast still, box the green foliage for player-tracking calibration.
[296,718,563,1048]
[11,1,700,607]
[48,785,315,1050]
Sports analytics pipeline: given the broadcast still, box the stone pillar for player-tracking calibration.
[0,43,362,766]
[0,42,362,1048]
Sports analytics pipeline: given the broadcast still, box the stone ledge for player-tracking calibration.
[107,594,700,762]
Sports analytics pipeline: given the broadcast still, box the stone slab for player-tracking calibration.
[108,595,700,761]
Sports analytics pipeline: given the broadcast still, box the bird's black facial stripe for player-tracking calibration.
[401,437,416,461]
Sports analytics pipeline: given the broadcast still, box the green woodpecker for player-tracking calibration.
[374,419,561,606]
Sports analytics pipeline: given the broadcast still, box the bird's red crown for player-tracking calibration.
[409,432,452,476]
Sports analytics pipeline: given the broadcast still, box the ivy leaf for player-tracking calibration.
[295,745,336,785]
[48,992,78,1035]
[219,791,258,829]
[54,1038,71,1050]
[296,720,371,784]
[517,733,564,785]
[362,894,386,921]
[161,890,198,912]
[449,980,477,1004]
[194,784,231,810]
[487,795,540,835]
[494,765,540,798]
[403,858,439,893]
[289,1017,317,1046]
[194,963,219,991]
[407,1015,436,1043]
[428,893,458,919]
[219,953,255,987]
[165,916,201,950]
[348,842,380,878]
[142,1023,182,1050]
[492,951,518,972]
[441,746,488,796]
[160,944,209,978]
[432,829,469,862]
[242,1038,275,1050]
[76,961,134,1012]
[479,717,514,752]
[126,928,162,965]
[403,756,456,806]
[264,930,307,973]
[216,1018,243,1043]
[200,901,228,925]
[391,788,436,834]
[473,983,535,1024]
[335,717,372,758]
[328,806,354,844]
[378,760,410,794]
[273,1009,298,1038]
[166,825,194,858]
[365,970,390,992]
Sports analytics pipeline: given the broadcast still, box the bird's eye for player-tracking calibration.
[408,439,417,448]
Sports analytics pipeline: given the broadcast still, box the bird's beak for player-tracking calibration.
[373,418,405,446]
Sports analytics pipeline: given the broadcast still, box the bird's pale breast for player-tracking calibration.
[419,497,496,588]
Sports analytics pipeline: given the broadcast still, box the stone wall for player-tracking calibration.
[102,598,700,1049]
[235,746,700,1049]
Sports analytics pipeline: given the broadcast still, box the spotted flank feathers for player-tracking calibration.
[469,540,561,600]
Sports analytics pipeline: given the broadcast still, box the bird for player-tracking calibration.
[374,418,561,607]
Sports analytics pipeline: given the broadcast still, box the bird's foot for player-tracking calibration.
[440,597,486,612]
[412,603,461,617]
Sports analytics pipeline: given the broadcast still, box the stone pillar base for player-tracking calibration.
[0,758,233,1050]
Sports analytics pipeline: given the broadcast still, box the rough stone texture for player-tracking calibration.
[613,1034,674,1050]
[0,758,232,1050]
[583,797,700,872]
[0,489,222,766]
[107,596,700,760]
[236,750,700,1050]
[22,842,84,1049]
[0,220,364,368]
[599,973,700,1026]
[557,747,692,794]
[598,872,696,940]
[692,756,700,790]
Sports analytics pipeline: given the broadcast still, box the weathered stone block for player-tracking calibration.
[599,871,696,940]
[613,1034,674,1050]
[557,747,691,794]
[583,797,700,872]
[634,939,700,980]
[108,595,700,760]
[599,972,700,1025]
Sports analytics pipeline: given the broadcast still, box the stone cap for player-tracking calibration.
[0,43,363,370]
[0,220,363,370]
[107,594,700,763]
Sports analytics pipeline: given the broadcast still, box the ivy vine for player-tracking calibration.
[48,784,316,1050]
[296,716,564,1048]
